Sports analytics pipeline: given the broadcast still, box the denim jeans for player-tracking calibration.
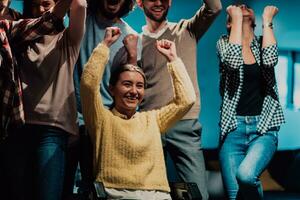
[2,124,68,200]
[63,125,93,199]
[219,116,278,200]
[162,119,208,200]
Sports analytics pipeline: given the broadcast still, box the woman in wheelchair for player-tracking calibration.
[80,27,196,199]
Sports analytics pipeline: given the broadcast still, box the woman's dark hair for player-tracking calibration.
[109,64,147,87]
[87,0,135,18]
[22,0,59,18]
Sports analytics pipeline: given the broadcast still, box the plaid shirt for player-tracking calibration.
[0,7,22,21]
[216,35,285,137]
[0,12,64,139]
[8,8,22,20]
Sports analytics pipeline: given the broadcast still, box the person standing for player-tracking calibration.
[0,0,77,199]
[136,0,222,199]
[2,0,86,199]
[217,4,285,200]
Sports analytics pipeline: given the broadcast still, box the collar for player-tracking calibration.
[111,108,137,119]
[142,21,169,39]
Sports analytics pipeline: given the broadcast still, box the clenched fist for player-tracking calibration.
[156,39,177,62]
[226,5,243,22]
[263,6,278,22]
[123,34,139,59]
[103,27,121,47]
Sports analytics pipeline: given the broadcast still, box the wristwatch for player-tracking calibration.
[263,22,273,29]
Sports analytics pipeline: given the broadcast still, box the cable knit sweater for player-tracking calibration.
[80,43,196,192]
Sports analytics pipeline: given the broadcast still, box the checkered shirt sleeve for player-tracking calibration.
[262,44,278,67]
[216,35,243,70]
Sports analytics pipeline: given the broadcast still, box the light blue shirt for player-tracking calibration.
[74,14,141,125]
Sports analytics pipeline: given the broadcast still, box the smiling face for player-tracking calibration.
[31,0,56,17]
[109,70,145,118]
[139,0,171,23]
[99,0,126,20]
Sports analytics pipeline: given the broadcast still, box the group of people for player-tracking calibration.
[0,0,285,200]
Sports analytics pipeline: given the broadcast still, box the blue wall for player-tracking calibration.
[10,0,23,13]
[10,0,300,150]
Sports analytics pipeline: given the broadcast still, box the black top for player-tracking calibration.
[236,63,264,116]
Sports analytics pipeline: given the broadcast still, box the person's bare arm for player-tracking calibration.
[123,34,139,65]
[262,6,278,48]
[261,6,279,67]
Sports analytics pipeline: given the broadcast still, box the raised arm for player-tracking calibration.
[186,0,222,41]
[51,0,73,19]
[10,0,75,47]
[155,40,196,133]
[262,6,279,67]
[123,34,139,65]
[216,5,243,70]
[68,0,87,45]
[80,27,121,131]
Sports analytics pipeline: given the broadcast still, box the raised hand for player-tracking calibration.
[103,27,121,47]
[156,39,177,62]
[226,5,243,23]
[263,6,278,23]
[123,34,139,64]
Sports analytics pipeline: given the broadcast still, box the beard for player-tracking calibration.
[143,5,169,23]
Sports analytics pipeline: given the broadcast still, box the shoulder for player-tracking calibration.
[218,35,229,42]
[217,35,229,47]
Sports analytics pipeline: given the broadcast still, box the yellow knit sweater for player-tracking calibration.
[80,43,196,192]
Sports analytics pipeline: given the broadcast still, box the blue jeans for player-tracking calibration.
[2,124,68,200]
[162,119,208,200]
[63,125,93,199]
[219,116,278,200]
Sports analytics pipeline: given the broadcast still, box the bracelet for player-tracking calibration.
[263,22,273,29]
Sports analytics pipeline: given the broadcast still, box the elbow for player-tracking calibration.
[214,3,222,15]
[210,1,222,15]
[72,0,87,9]
[183,92,196,110]
[80,75,94,96]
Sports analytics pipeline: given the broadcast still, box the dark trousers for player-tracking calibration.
[163,119,209,200]
[63,125,93,199]
[0,124,68,200]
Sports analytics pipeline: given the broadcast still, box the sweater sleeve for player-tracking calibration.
[185,0,221,41]
[156,58,196,133]
[80,43,110,135]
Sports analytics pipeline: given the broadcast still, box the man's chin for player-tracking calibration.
[145,9,168,23]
